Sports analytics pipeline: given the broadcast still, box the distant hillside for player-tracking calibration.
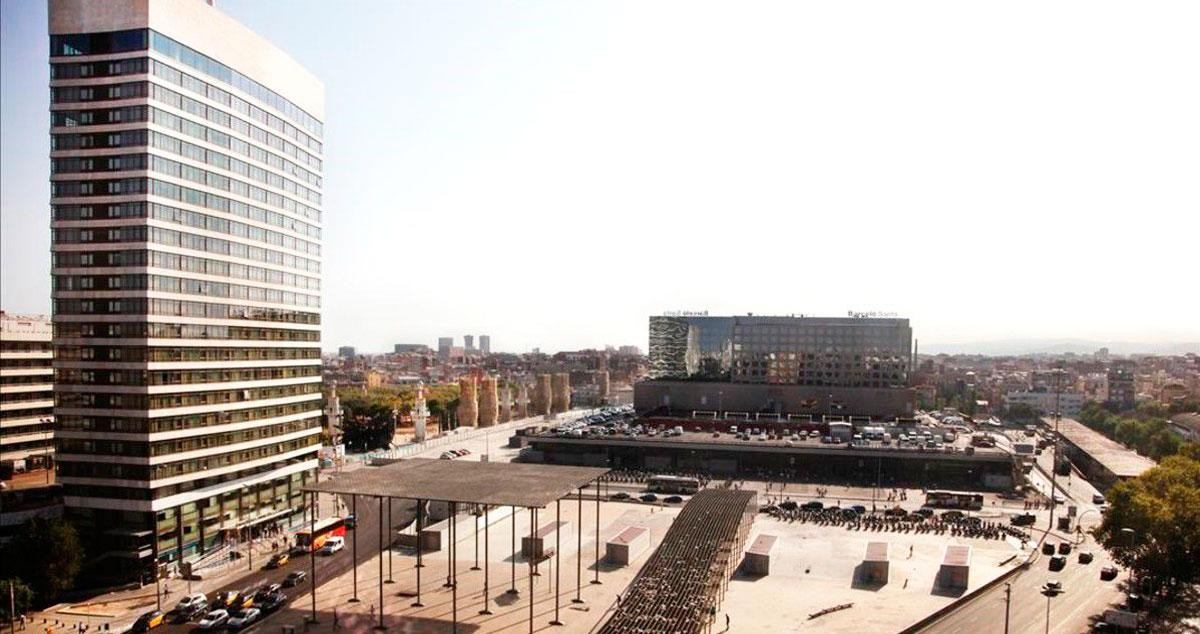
[921,339,1199,356]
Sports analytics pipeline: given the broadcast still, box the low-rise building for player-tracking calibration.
[1004,390,1084,418]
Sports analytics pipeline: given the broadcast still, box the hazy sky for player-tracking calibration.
[3,1,1198,353]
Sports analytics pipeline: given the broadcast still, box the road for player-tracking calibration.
[921,429,1123,633]
[156,493,417,633]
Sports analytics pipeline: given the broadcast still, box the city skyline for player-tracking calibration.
[4,0,1199,354]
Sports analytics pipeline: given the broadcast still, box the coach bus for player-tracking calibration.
[647,475,701,495]
[925,490,985,510]
[294,516,347,552]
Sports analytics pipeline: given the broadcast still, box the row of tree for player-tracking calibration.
[1096,443,1200,594]
[0,517,84,620]
[338,384,460,452]
[1078,400,1188,461]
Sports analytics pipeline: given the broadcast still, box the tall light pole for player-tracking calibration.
[1120,527,1137,589]
[1004,582,1011,634]
[1047,368,1064,530]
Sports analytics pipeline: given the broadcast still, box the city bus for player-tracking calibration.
[925,490,985,510]
[294,517,347,552]
[647,475,701,494]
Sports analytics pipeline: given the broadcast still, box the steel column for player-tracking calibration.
[507,505,518,594]
[572,487,584,603]
[451,501,458,633]
[528,507,535,634]
[376,496,385,631]
[350,494,359,602]
[480,505,493,615]
[308,490,317,623]
[592,481,602,585]
[385,497,394,583]
[412,499,424,608]
[472,507,481,570]
[550,498,563,626]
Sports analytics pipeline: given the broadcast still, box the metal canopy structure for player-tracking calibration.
[298,458,611,633]
[301,458,609,507]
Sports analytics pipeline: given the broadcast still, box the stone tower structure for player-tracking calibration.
[499,384,513,423]
[479,375,499,427]
[534,374,553,416]
[457,377,478,427]
[551,373,571,414]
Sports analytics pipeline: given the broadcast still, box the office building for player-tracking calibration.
[393,343,431,354]
[464,334,475,353]
[479,334,490,355]
[437,337,453,360]
[648,314,912,388]
[338,345,356,359]
[1,312,56,479]
[49,0,324,580]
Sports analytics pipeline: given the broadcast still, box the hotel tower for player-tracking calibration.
[49,0,324,580]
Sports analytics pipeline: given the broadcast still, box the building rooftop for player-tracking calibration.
[1051,417,1158,479]
[302,458,608,508]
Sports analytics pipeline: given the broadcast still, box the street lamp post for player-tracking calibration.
[1120,527,1137,589]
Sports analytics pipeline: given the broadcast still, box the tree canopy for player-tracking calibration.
[1078,401,1184,461]
[0,516,83,606]
[1096,450,1200,590]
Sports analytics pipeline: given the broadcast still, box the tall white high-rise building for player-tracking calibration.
[48,0,324,580]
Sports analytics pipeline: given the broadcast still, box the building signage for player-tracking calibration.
[662,310,709,317]
[847,310,899,318]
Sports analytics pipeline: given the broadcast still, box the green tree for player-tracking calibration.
[0,578,35,621]
[1096,452,1200,591]
[1005,403,1041,423]
[0,517,83,605]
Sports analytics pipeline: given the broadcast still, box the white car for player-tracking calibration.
[174,592,207,612]
[320,536,345,554]
[226,607,261,630]
[196,609,229,630]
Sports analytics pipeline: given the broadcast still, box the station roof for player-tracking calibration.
[301,458,609,508]
[1050,417,1157,479]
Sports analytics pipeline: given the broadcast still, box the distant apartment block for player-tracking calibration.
[1,312,55,479]
[338,345,356,359]
[394,343,431,354]
[1004,390,1084,418]
[1107,361,1136,411]
[464,334,474,353]
[438,337,453,360]
[479,334,490,355]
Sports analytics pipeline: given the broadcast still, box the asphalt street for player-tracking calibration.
[156,494,417,633]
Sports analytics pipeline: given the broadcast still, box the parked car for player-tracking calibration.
[171,593,208,622]
[610,492,630,500]
[345,514,357,528]
[1078,551,1094,564]
[1100,566,1119,581]
[283,571,307,587]
[257,583,282,597]
[1058,542,1072,555]
[802,501,824,511]
[256,591,287,614]
[1042,542,1057,556]
[127,610,165,632]
[213,590,240,608]
[1012,513,1036,526]
[195,609,229,631]
[639,493,658,502]
[664,495,683,504]
[1044,580,1064,593]
[226,608,261,630]
[1049,555,1067,571]
[1092,494,1106,505]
